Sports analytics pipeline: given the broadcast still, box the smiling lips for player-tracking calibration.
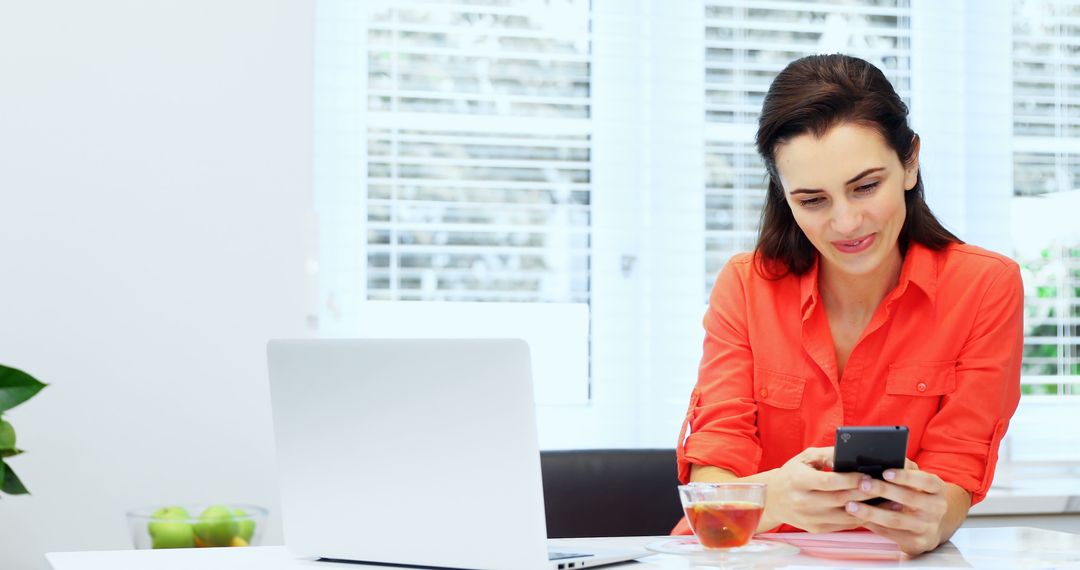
[832,233,876,254]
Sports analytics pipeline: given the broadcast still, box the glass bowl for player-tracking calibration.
[126,504,268,549]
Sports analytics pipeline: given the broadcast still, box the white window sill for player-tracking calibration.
[969,461,1080,516]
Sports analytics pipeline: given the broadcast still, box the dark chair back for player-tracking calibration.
[539,449,683,538]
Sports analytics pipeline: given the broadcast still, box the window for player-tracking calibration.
[363,1,593,303]
[703,0,913,288]
[317,0,1080,457]
[1013,0,1080,398]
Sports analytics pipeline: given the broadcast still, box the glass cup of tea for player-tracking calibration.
[678,482,766,549]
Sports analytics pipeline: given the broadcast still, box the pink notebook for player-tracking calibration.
[757,531,903,561]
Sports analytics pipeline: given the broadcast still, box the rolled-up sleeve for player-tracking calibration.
[915,262,1024,505]
[677,258,762,483]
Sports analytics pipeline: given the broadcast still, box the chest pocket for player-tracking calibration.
[885,361,957,396]
[880,360,957,429]
[752,368,806,469]
[753,368,807,409]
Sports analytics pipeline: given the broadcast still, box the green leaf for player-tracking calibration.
[0,459,5,492]
[0,418,15,451]
[0,448,23,459]
[1,461,28,495]
[0,364,46,413]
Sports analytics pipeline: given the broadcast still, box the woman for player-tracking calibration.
[675,54,1023,556]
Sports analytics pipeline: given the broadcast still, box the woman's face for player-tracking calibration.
[773,122,919,280]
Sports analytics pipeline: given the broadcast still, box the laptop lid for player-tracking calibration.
[267,338,552,570]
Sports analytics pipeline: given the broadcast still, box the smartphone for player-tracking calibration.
[834,425,909,505]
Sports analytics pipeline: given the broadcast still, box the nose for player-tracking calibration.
[831,198,863,237]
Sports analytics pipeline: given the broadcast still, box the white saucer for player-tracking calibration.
[646,537,799,566]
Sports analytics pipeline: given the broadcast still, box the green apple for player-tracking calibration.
[194,505,238,547]
[233,508,256,542]
[147,506,195,549]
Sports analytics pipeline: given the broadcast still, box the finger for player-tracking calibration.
[882,468,943,495]
[811,507,866,526]
[801,469,864,492]
[845,501,932,534]
[798,446,836,469]
[809,488,878,507]
[862,522,932,557]
[858,522,909,553]
[883,500,905,512]
[859,479,937,512]
[904,458,919,470]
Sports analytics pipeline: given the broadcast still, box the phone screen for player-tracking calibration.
[834,425,909,505]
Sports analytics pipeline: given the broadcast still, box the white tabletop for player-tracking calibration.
[47,527,1080,570]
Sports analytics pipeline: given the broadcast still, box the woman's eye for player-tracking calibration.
[856,181,879,193]
[799,196,825,207]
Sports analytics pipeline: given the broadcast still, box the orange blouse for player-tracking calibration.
[675,242,1023,533]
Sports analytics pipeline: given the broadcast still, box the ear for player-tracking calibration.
[903,134,921,191]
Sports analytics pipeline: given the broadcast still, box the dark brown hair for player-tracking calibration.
[754,54,960,277]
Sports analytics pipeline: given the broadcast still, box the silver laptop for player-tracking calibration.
[267,338,650,570]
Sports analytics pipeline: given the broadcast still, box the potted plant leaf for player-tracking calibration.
[0,364,46,496]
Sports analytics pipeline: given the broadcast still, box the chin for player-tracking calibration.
[836,258,885,277]
[823,249,887,277]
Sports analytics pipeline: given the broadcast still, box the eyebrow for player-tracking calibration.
[788,167,886,195]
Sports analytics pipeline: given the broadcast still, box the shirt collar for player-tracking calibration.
[799,255,820,321]
[798,241,939,320]
[898,241,939,303]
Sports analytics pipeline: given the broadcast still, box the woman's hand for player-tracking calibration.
[767,446,874,533]
[844,459,961,556]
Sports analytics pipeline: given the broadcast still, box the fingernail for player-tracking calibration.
[846,502,859,513]
[883,470,896,481]
[860,479,872,492]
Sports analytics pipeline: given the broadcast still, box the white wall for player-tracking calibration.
[0,2,311,568]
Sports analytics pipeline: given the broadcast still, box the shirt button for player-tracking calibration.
[916,382,927,393]
[760,388,769,398]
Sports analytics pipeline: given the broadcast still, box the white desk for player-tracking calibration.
[46,527,1080,569]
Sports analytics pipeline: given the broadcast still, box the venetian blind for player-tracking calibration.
[364,0,592,303]
[702,0,913,292]
[1013,0,1080,396]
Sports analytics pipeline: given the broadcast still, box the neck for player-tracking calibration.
[818,246,904,318]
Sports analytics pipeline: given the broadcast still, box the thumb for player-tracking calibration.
[800,446,836,470]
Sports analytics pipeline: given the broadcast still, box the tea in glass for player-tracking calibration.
[678,483,766,549]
